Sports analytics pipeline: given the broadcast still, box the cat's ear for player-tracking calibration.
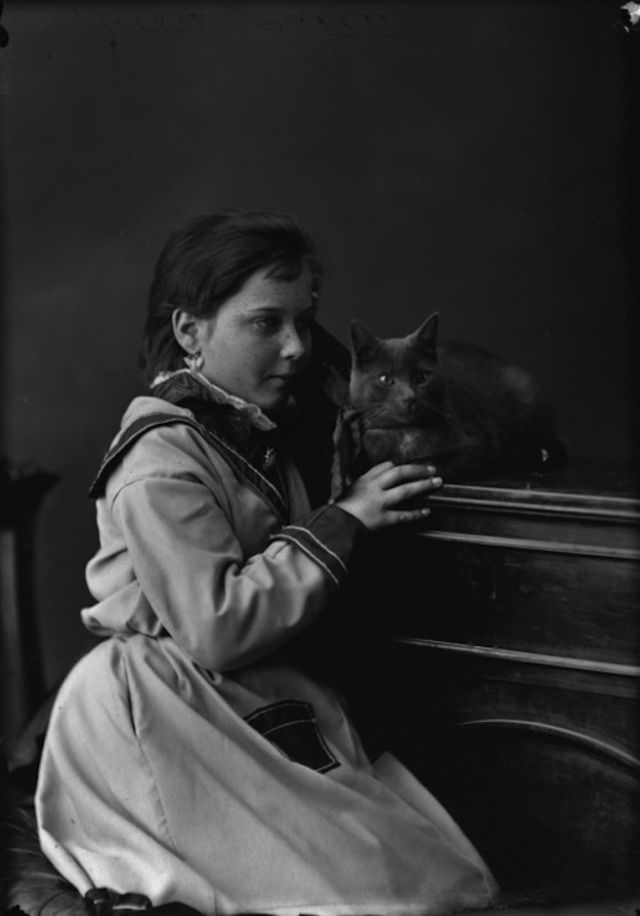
[413,312,439,352]
[350,320,381,365]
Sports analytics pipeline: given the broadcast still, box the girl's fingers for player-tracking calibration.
[365,461,396,479]
[384,476,442,505]
[379,463,438,488]
[385,506,432,525]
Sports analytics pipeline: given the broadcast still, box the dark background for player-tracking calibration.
[0,1,634,688]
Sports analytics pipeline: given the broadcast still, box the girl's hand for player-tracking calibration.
[335,461,443,530]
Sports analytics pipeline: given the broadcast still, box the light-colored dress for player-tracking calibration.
[35,378,497,916]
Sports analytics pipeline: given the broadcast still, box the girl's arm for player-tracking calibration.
[111,471,362,671]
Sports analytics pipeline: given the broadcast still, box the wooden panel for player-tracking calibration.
[396,714,640,900]
[357,461,640,665]
[424,459,640,555]
[422,508,640,553]
[391,540,640,664]
[386,642,640,762]
[430,459,639,504]
[363,640,640,902]
[349,461,640,903]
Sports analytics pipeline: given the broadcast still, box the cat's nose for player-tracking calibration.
[403,396,418,415]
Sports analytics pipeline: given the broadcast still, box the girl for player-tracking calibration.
[35,210,497,915]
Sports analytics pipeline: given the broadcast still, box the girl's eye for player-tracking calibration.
[253,317,280,333]
[378,373,395,387]
[415,371,432,385]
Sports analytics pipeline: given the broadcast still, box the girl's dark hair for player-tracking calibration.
[140,209,323,385]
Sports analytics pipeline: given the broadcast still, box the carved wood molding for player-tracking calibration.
[395,636,640,678]
[429,490,640,523]
[416,528,640,561]
[448,716,640,770]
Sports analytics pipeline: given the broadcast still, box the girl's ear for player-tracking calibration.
[350,319,381,365]
[171,309,201,356]
[412,312,439,352]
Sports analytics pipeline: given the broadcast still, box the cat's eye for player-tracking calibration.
[414,371,432,385]
[378,373,395,387]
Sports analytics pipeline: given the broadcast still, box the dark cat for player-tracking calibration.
[331,312,566,489]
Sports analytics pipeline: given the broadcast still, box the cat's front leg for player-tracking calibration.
[360,428,399,467]
[361,428,440,468]
[366,428,483,482]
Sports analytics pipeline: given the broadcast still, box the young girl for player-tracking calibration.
[35,210,497,915]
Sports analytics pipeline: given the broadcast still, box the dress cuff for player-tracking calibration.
[270,504,365,587]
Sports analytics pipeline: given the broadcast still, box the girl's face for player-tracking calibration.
[191,266,317,414]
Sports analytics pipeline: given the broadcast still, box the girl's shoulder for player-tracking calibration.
[90,397,224,501]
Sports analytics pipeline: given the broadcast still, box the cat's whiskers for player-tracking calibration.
[360,404,403,428]
[361,402,450,428]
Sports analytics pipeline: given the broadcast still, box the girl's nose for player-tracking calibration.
[281,327,307,360]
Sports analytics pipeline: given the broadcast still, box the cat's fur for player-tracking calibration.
[331,312,565,487]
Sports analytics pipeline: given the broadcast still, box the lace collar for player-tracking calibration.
[150,368,278,432]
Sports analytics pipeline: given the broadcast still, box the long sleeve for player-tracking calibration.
[110,471,362,672]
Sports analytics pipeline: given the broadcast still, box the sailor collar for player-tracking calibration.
[89,372,292,520]
[150,368,278,433]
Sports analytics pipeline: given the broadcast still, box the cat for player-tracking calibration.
[330,312,566,490]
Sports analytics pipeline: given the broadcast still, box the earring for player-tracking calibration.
[184,351,204,372]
